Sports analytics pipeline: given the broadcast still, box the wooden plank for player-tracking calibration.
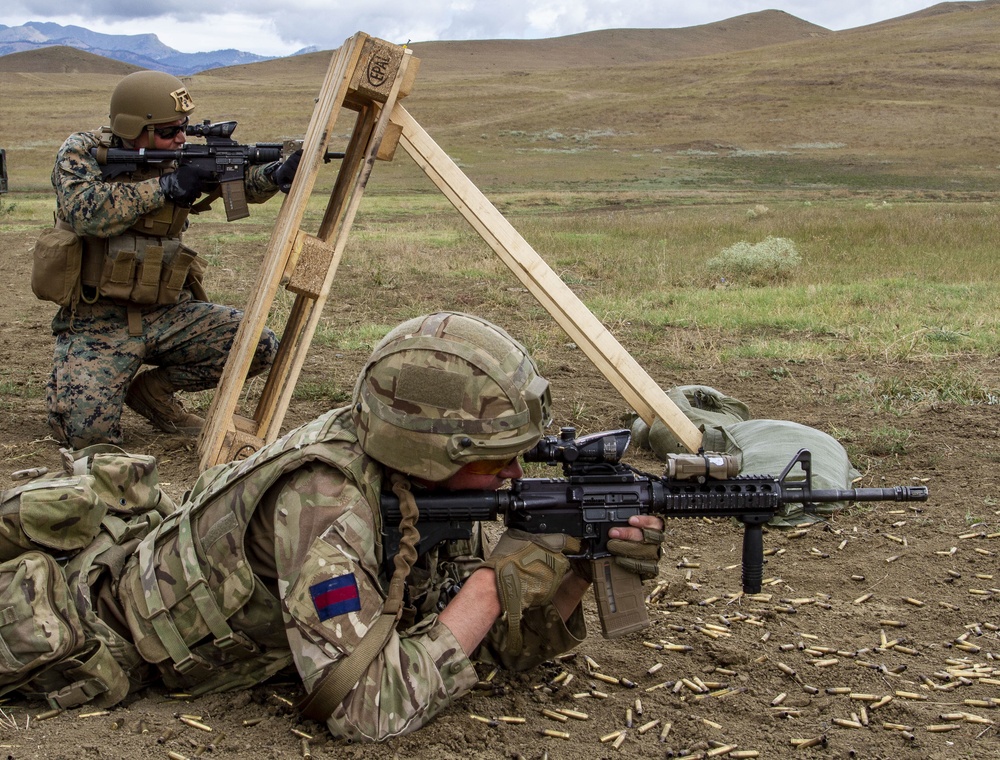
[259,50,416,442]
[390,104,703,453]
[251,105,378,437]
[197,33,370,470]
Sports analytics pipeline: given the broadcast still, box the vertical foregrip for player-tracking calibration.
[741,522,764,594]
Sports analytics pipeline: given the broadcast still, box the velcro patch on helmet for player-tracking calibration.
[396,363,465,410]
[309,573,362,621]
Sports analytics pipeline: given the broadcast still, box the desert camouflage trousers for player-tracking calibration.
[46,298,278,449]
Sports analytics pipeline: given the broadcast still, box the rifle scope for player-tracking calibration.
[523,427,630,466]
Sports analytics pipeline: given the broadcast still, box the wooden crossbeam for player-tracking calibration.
[198,31,701,472]
[390,105,702,452]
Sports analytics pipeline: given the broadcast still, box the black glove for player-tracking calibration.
[159,164,213,207]
[270,149,302,193]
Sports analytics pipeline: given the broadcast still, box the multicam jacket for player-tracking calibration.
[116,407,585,741]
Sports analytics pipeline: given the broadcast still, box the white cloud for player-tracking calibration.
[0,1,944,57]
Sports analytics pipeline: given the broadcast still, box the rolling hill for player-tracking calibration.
[0,45,140,75]
[2,2,999,196]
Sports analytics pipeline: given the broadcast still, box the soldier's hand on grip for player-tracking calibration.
[270,149,302,193]
[482,529,580,653]
[159,163,213,206]
[607,526,664,581]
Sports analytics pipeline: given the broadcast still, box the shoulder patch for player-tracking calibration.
[309,573,362,621]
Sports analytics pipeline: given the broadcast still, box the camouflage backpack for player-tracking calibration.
[0,445,175,710]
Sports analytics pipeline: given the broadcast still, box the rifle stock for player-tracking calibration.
[381,428,929,638]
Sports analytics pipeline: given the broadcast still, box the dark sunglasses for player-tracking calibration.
[153,118,189,140]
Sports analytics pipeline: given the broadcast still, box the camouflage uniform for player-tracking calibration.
[114,407,585,741]
[45,130,280,448]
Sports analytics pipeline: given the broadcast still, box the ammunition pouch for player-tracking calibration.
[128,199,190,239]
[86,235,202,306]
[35,195,203,309]
[31,226,83,308]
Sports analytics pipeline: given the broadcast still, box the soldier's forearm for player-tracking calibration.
[438,567,500,654]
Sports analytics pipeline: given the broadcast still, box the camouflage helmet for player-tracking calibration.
[109,70,196,140]
[353,312,552,482]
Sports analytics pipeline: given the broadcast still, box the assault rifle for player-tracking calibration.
[381,427,929,638]
[90,120,344,221]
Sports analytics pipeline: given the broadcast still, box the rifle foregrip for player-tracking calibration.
[591,558,650,639]
[741,523,764,594]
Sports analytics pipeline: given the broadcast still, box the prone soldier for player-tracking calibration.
[0,312,664,740]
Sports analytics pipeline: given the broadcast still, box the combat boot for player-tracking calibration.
[125,369,204,435]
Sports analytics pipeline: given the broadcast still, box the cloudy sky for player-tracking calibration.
[2,1,943,57]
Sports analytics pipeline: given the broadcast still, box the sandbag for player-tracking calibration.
[629,416,650,450]
[647,385,751,458]
[701,419,861,527]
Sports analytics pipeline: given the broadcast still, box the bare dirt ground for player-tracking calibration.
[1,219,998,760]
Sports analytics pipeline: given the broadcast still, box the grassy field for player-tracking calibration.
[1,4,999,399]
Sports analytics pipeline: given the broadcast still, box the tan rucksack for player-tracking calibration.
[0,445,175,709]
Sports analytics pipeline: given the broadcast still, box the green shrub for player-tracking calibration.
[705,236,802,285]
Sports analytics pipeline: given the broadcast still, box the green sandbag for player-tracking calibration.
[647,385,751,458]
[630,416,650,450]
[701,419,861,527]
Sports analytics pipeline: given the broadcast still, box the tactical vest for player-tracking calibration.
[32,129,206,312]
[116,407,385,695]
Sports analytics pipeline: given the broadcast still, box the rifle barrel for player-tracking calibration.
[784,486,929,503]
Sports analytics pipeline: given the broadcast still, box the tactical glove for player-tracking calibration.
[606,526,665,581]
[159,164,213,207]
[269,149,302,193]
[482,529,581,653]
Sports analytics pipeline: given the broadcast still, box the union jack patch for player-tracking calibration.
[309,573,362,621]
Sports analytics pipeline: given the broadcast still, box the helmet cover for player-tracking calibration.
[353,312,551,481]
[109,70,196,140]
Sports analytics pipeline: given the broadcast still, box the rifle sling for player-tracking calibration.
[297,610,398,723]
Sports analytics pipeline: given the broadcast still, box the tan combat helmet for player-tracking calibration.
[353,312,552,482]
[109,70,196,141]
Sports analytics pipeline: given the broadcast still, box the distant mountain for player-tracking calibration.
[0,21,314,75]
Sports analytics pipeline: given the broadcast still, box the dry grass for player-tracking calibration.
[2,5,1000,367]
[2,5,1000,192]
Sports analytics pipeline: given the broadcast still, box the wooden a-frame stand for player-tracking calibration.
[198,32,702,471]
